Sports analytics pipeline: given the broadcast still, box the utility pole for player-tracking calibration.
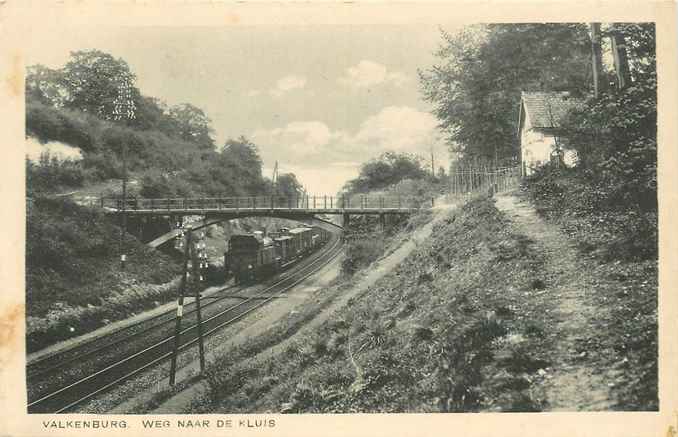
[169,228,191,386]
[193,231,207,373]
[114,72,136,270]
[271,160,278,196]
[430,147,435,178]
[590,23,604,98]
[120,143,127,270]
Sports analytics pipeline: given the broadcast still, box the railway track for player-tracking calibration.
[27,234,343,414]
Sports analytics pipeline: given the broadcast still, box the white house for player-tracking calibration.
[518,91,581,176]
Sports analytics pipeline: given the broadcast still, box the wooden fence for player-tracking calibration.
[446,166,521,200]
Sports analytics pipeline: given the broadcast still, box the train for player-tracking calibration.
[225,226,330,284]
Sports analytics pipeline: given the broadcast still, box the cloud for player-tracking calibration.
[338,60,409,89]
[252,105,442,172]
[26,136,83,161]
[252,121,335,155]
[353,106,440,152]
[269,75,307,98]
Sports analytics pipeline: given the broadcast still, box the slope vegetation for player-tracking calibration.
[185,191,655,413]
[26,197,182,352]
[186,197,556,412]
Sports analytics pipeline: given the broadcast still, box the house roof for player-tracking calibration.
[520,91,582,130]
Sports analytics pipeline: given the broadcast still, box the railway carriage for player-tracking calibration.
[225,225,330,283]
[228,233,280,284]
[288,227,312,257]
[274,235,294,263]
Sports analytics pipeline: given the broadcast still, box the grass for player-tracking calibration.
[183,196,558,413]
[521,168,658,410]
[26,196,183,351]
[138,176,657,413]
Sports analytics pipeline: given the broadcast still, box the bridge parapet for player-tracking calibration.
[100,195,431,215]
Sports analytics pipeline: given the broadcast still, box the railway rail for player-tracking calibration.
[27,233,343,414]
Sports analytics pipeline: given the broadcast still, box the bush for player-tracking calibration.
[524,166,657,261]
[26,153,84,194]
[26,197,181,319]
[26,102,95,152]
[341,236,386,276]
[560,24,656,213]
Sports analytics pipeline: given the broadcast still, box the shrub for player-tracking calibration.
[524,166,657,261]
[341,236,386,276]
[26,102,95,152]
[26,153,84,194]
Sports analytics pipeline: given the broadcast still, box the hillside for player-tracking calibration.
[176,189,655,413]
[26,194,313,353]
[26,196,182,351]
[24,49,311,353]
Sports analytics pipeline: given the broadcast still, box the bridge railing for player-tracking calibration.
[100,195,429,212]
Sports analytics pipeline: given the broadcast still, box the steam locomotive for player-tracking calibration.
[226,226,329,284]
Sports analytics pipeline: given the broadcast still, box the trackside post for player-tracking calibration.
[170,230,191,385]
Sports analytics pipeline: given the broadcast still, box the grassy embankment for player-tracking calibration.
[25,99,288,352]
[26,197,309,353]
[26,197,182,352]
[180,196,551,413]
[179,173,656,412]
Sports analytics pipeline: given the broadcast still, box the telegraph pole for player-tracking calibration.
[430,147,435,178]
[193,231,207,373]
[114,72,136,270]
[169,228,191,385]
[120,143,127,269]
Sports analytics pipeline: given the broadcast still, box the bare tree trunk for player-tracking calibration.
[610,26,631,90]
[590,23,604,98]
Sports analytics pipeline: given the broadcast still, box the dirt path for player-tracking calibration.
[495,193,617,411]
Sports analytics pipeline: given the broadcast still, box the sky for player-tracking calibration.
[25,25,452,194]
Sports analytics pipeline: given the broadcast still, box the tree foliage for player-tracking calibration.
[421,23,656,212]
[420,24,591,165]
[343,152,429,194]
[276,173,303,199]
[26,50,216,151]
[168,103,216,150]
[26,154,84,195]
[25,50,297,199]
[563,23,656,211]
[61,50,137,119]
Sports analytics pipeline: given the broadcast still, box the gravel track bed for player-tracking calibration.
[28,236,340,412]
[27,284,241,377]
[27,289,264,402]
[75,240,343,414]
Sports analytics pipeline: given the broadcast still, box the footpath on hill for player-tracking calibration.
[493,193,617,410]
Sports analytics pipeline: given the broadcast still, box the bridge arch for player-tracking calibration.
[146,212,343,249]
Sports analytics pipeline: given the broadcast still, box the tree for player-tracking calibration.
[175,136,271,197]
[563,23,656,210]
[276,173,303,199]
[168,103,216,150]
[420,24,591,166]
[132,96,172,133]
[343,152,428,194]
[25,64,68,107]
[61,50,139,119]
